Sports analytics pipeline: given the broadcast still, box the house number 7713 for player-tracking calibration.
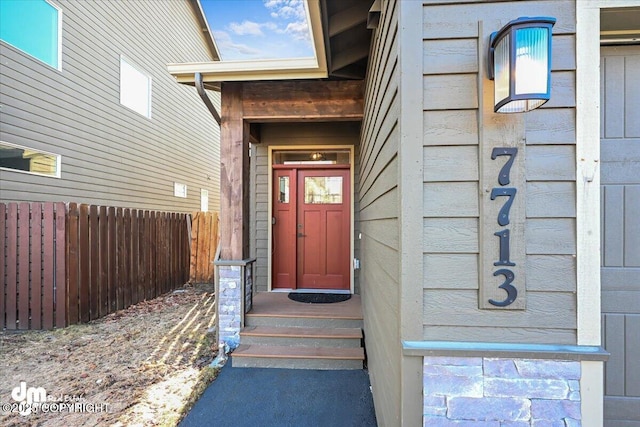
[489,147,518,307]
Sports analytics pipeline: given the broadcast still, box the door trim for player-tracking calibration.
[267,145,355,293]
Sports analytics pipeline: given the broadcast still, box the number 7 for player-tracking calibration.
[490,188,517,226]
[491,147,518,186]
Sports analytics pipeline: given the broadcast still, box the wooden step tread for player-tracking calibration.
[241,326,363,339]
[232,344,365,360]
[246,312,363,320]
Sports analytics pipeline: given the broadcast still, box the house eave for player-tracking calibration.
[171,0,327,83]
[168,57,328,83]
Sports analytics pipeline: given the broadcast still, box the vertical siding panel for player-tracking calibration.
[89,204,99,319]
[604,185,624,266]
[42,203,54,329]
[18,203,30,329]
[31,203,43,330]
[604,314,625,395]
[54,202,66,328]
[626,315,640,396]
[603,56,625,138]
[67,203,79,325]
[624,186,640,266]
[625,55,640,138]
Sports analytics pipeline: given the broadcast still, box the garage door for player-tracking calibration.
[601,45,640,427]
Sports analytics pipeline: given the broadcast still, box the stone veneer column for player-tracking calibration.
[423,356,582,426]
[217,265,242,349]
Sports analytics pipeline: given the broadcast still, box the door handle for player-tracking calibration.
[297,233,306,237]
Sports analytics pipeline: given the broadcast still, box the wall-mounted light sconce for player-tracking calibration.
[488,16,556,113]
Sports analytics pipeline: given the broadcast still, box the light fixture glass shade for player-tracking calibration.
[489,17,556,113]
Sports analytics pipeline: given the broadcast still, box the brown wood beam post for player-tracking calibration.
[220,82,250,260]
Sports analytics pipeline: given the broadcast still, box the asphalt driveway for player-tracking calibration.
[180,367,377,427]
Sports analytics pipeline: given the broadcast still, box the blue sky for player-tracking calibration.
[200,0,315,61]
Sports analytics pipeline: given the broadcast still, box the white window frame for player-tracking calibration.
[119,56,152,118]
[0,0,62,70]
[0,141,61,178]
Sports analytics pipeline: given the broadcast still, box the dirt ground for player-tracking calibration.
[0,283,219,427]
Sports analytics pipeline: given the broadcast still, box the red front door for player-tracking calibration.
[272,167,351,290]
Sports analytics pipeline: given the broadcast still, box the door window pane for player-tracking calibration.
[304,177,342,204]
[278,176,289,203]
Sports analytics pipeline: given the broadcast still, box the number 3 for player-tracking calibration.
[489,269,517,307]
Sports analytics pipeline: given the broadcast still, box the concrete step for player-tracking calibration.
[240,326,363,348]
[245,313,363,329]
[231,344,364,370]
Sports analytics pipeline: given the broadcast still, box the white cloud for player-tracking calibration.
[279,21,310,41]
[264,0,306,21]
[212,30,262,59]
[228,20,264,36]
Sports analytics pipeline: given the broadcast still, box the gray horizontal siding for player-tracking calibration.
[0,0,220,212]
[421,0,578,344]
[359,1,401,425]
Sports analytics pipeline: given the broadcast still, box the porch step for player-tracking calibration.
[245,313,363,329]
[231,344,364,370]
[240,326,363,348]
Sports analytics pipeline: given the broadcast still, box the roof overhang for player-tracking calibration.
[169,0,328,84]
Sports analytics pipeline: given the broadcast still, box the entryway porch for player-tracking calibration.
[231,292,365,370]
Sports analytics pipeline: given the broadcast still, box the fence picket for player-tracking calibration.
[107,207,116,313]
[31,203,43,330]
[79,204,90,323]
[6,204,17,329]
[131,209,139,305]
[67,203,79,325]
[116,207,124,311]
[43,203,55,329]
[89,205,99,320]
[54,202,66,328]
[18,203,30,330]
[0,204,5,329]
[99,206,108,317]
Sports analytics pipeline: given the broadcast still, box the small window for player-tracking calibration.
[201,189,209,212]
[304,176,343,204]
[0,141,61,178]
[278,177,289,203]
[120,56,151,118]
[0,0,62,69]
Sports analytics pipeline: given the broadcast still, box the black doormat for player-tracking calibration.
[288,292,351,304]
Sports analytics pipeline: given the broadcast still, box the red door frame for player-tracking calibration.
[271,164,351,291]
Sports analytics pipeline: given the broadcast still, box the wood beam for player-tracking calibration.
[220,82,250,260]
[241,80,364,122]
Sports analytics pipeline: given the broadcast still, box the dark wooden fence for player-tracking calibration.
[1,202,190,330]
[189,211,219,284]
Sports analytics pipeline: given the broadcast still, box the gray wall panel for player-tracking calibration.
[0,0,220,212]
